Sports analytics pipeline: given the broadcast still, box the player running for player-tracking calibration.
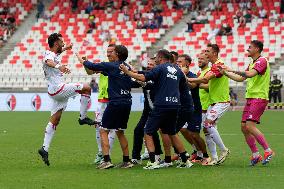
[38,33,96,166]
[220,40,274,166]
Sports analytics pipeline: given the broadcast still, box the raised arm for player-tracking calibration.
[45,59,70,74]
[119,64,146,81]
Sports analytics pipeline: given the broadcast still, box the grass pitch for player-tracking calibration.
[0,111,283,189]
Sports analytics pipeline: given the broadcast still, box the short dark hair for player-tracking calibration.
[108,44,116,48]
[179,54,192,63]
[114,45,128,61]
[207,43,220,54]
[170,51,178,59]
[157,49,172,61]
[48,33,62,48]
[251,40,263,52]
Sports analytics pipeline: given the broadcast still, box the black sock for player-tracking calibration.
[203,152,209,158]
[165,156,171,163]
[149,152,155,163]
[180,151,188,163]
[104,155,110,162]
[123,156,130,162]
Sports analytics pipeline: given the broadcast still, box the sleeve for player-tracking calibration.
[144,82,155,90]
[43,52,54,63]
[144,66,160,81]
[253,58,267,75]
[130,80,142,88]
[209,63,223,78]
[83,61,109,72]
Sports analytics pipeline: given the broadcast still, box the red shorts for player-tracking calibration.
[242,98,268,124]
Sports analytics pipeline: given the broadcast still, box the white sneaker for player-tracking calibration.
[216,148,230,165]
[141,152,149,160]
[131,159,142,165]
[94,152,103,165]
[143,161,160,170]
[177,160,193,168]
[207,158,218,166]
[158,162,173,168]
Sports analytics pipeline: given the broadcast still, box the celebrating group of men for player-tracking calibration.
[38,33,274,169]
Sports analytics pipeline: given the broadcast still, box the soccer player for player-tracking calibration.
[38,33,96,166]
[120,49,193,169]
[76,45,134,169]
[93,44,116,164]
[177,54,211,165]
[188,43,230,165]
[220,40,274,166]
[131,57,163,164]
[196,52,218,164]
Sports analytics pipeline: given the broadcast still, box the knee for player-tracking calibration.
[241,124,249,134]
[204,119,214,128]
[82,84,92,94]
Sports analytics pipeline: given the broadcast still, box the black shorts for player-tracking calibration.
[176,109,193,133]
[101,102,131,131]
[144,108,178,135]
[187,110,202,133]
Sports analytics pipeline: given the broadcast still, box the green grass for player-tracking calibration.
[0,111,283,189]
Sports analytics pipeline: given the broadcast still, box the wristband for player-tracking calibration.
[55,64,60,69]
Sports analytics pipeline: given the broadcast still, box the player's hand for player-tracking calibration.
[59,65,71,74]
[75,53,85,64]
[64,43,73,51]
[119,64,130,74]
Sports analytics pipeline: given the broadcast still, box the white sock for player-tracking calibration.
[197,151,203,158]
[192,144,197,151]
[207,127,227,151]
[253,152,260,158]
[96,127,102,153]
[205,133,218,159]
[43,122,56,152]
[108,130,116,154]
[264,148,271,152]
[80,94,90,119]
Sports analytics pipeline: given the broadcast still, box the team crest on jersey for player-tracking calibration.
[6,94,16,111]
[31,94,42,111]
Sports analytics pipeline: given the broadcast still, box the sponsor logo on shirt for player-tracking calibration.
[166,66,177,80]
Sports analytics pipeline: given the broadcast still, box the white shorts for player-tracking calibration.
[95,101,108,122]
[204,102,230,128]
[49,83,83,116]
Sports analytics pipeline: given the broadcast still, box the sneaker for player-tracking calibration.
[262,151,274,165]
[216,148,230,165]
[131,159,142,165]
[201,157,212,166]
[250,154,263,166]
[143,161,160,170]
[141,152,149,160]
[207,158,218,166]
[38,147,50,166]
[157,162,173,168]
[176,160,194,168]
[94,152,103,165]
[78,117,98,126]
[116,161,134,168]
[97,161,114,169]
